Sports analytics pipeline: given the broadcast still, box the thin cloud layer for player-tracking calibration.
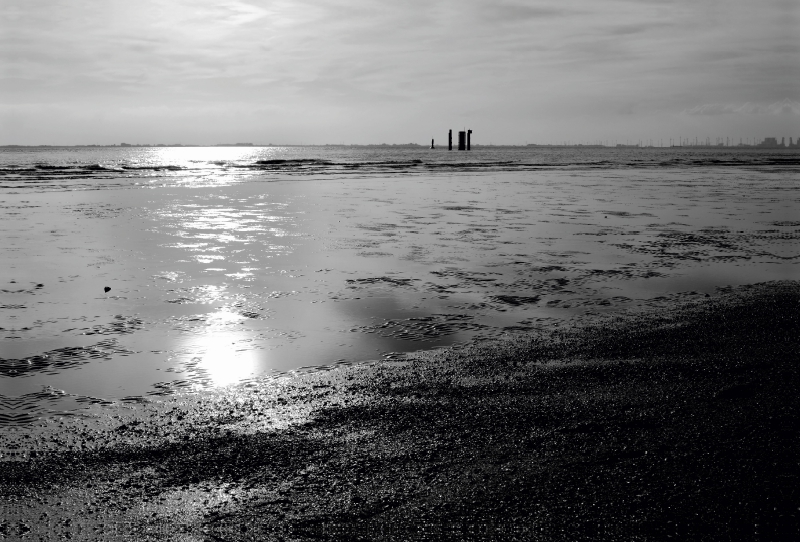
[1,0,797,144]
[684,100,800,116]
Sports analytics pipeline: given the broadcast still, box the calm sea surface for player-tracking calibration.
[1,146,798,422]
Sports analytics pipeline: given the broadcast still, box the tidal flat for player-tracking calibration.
[2,280,798,540]
[2,165,796,413]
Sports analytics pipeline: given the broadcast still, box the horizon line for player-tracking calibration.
[3,138,798,149]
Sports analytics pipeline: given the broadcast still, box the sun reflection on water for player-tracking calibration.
[181,308,262,387]
[141,146,271,168]
[157,193,299,274]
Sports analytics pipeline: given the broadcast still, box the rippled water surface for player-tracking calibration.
[1,146,798,422]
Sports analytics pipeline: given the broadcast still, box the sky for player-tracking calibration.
[1,0,798,145]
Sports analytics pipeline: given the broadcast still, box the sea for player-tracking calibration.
[1,145,798,424]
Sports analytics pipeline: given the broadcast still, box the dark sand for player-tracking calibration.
[2,280,798,540]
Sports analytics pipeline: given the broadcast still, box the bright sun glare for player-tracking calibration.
[185,309,262,387]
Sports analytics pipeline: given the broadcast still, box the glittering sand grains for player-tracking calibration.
[2,280,799,540]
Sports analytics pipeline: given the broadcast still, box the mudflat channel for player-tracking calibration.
[2,280,798,540]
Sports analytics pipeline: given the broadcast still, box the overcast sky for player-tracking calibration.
[2,0,798,145]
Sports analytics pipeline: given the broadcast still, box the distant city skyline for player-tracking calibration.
[2,1,798,145]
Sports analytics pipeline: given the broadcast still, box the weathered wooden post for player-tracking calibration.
[467,129,472,150]
[448,130,452,151]
[431,139,435,149]
[458,131,466,150]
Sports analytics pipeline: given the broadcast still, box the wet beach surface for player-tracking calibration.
[1,151,798,538]
[1,166,797,419]
[1,280,798,540]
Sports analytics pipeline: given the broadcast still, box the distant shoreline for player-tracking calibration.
[3,144,799,150]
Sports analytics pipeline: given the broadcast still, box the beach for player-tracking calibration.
[2,280,798,540]
[5,0,799,535]
[2,151,797,413]
[1,147,798,539]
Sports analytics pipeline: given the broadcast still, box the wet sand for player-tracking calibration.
[3,167,797,414]
[2,280,798,540]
